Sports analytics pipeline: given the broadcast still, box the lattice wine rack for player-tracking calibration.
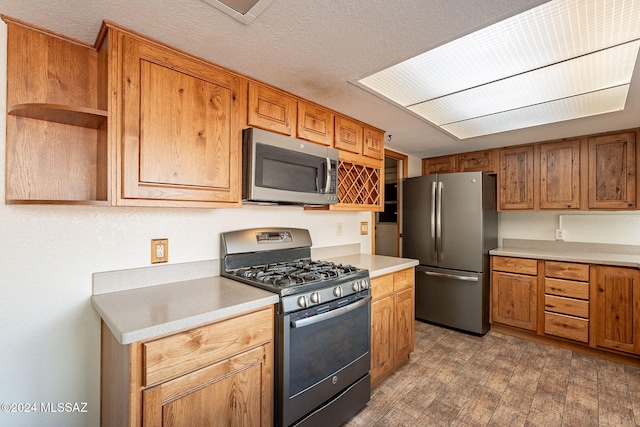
[337,161,382,208]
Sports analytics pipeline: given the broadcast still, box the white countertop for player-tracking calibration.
[323,253,419,277]
[92,276,278,345]
[490,239,640,268]
[91,253,418,345]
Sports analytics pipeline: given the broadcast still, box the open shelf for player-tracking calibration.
[8,103,108,129]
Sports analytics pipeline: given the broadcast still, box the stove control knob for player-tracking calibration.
[360,279,369,289]
[352,281,361,292]
[333,286,343,298]
[297,296,308,308]
[310,292,321,304]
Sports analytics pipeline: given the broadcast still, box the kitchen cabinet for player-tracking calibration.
[363,125,384,160]
[422,155,457,175]
[370,267,415,387]
[4,17,109,205]
[539,139,581,209]
[108,26,243,207]
[593,266,640,355]
[296,101,334,146]
[422,149,497,175]
[543,261,590,343]
[334,115,363,154]
[588,132,637,209]
[490,256,539,331]
[333,161,383,211]
[248,82,297,136]
[457,149,497,174]
[498,145,536,210]
[101,306,274,427]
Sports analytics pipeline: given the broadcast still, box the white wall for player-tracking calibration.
[499,210,640,246]
[0,21,371,427]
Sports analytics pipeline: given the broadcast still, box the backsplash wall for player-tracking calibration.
[499,211,640,246]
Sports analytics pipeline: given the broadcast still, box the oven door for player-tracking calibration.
[278,293,371,427]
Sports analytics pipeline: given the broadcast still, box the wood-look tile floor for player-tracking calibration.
[345,321,640,427]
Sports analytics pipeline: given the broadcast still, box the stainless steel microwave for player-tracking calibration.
[242,128,339,205]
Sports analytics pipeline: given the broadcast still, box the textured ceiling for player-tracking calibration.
[1,0,639,158]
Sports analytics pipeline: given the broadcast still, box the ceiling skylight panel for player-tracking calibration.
[440,85,629,139]
[408,41,640,125]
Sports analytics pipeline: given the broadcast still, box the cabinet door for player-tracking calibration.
[370,296,394,382]
[363,126,384,160]
[393,287,414,364]
[588,132,636,209]
[119,35,241,205]
[248,82,296,136]
[491,271,538,331]
[143,344,272,427]
[296,101,333,146]
[422,155,456,175]
[594,266,640,355]
[457,149,497,174]
[540,140,581,209]
[499,145,535,210]
[334,115,363,154]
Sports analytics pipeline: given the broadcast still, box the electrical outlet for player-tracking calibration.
[555,229,565,241]
[360,221,369,235]
[336,223,343,237]
[151,239,168,263]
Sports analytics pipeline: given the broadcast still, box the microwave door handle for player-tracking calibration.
[323,157,332,194]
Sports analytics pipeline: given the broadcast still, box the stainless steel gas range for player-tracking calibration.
[221,228,371,427]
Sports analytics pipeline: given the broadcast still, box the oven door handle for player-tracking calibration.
[291,296,371,328]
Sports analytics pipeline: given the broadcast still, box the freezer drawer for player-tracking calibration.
[415,266,489,335]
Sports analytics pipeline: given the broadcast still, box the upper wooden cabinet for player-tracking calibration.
[498,145,536,210]
[334,115,363,154]
[363,126,384,160]
[458,149,497,174]
[4,18,109,205]
[110,28,243,207]
[296,101,334,146]
[422,155,456,175]
[248,82,296,136]
[422,149,496,175]
[588,132,637,209]
[539,139,581,209]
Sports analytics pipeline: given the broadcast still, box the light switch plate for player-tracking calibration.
[360,222,369,235]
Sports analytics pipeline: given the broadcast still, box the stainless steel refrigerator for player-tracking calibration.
[403,171,497,334]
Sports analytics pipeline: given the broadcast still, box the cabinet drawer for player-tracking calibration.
[143,308,273,386]
[371,274,394,300]
[544,278,589,300]
[492,256,538,275]
[545,261,589,281]
[544,295,589,318]
[544,312,589,343]
[393,268,414,292]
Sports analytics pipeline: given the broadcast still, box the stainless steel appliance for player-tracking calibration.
[403,172,497,335]
[242,128,339,205]
[220,228,371,427]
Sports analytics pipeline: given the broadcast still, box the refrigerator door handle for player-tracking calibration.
[421,270,479,282]
[437,181,443,261]
[431,181,437,260]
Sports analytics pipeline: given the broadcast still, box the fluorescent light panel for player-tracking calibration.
[358,0,640,139]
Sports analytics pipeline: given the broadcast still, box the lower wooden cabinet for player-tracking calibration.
[101,307,274,427]
[370,268,415,387]
[490,257,538,331]
[491,256,640,360]
[593,266,640,355]
[543,261,590,343]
